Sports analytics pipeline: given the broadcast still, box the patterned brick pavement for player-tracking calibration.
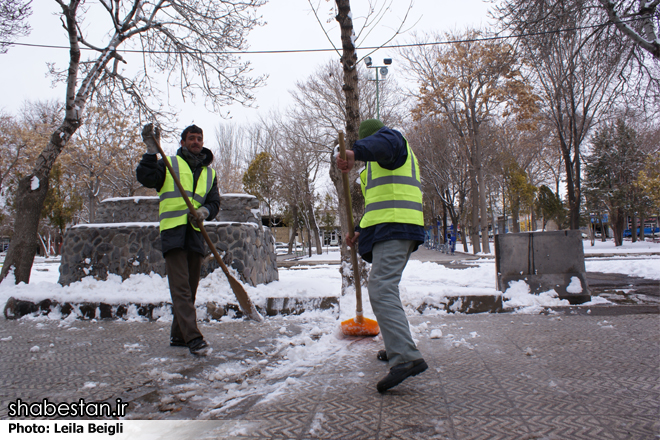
[1,311,658,439]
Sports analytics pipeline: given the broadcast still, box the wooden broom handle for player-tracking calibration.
[339,132,363,315]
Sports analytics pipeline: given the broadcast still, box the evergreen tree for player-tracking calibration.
[243,152,277,226]
[536,185,566,230]
[584,119,644,245]
[502,159,537,232]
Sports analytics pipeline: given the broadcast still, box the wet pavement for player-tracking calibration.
[1,249,659,438]
[1,307,659,439]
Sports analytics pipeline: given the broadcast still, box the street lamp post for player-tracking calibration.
[364,57,392,120]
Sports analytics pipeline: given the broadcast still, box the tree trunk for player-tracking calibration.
[489,191,498,236]
[469,167,481,254]
[307,227,312,258]
[639,213,645,241]
[459,190,469,252]
[335,0,368,294]
[473,135,490,253]
[306,201,323,255]
[612,208,625,246]
[631,211,637,242]
[512,207,520,233]
[442,202,448,245]
[287,204,298,254]
[559,134,581,230]
[329,152,368,292]
[0,122,77,284]
[1,175,49,283]
[335,0,360,150]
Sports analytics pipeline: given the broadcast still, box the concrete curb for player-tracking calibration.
[2,297,341,321]
[3,294,505,321]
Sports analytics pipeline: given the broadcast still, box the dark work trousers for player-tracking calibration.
[165,248,204,344]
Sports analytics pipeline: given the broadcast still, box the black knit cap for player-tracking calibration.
[358,119,385,140]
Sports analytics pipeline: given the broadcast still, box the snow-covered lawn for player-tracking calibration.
[0,238,657,321]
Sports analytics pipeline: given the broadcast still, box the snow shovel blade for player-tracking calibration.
[341,313,380,337]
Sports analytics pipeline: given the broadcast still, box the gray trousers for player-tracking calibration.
[165,248,203,344]
[369,239,423,367]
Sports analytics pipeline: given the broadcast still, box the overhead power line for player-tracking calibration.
[0,16,651,55]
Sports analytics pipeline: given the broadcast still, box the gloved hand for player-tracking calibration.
[141,123,161,155]
[188,206,210,227]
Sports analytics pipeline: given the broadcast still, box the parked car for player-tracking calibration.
[623,227,660,237]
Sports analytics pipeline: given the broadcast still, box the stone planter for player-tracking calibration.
[58,195,278,287]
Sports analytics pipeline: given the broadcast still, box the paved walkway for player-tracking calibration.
[1,310,658,439]
[2,249,659,438]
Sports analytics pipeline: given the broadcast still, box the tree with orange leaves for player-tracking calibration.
[402,29,538,253]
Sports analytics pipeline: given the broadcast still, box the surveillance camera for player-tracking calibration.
[383,58,392,65]
[364,56,373,67]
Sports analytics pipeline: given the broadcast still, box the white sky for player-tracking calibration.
[0,0,492,143]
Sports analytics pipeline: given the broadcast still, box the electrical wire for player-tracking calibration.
[0,15,654,55]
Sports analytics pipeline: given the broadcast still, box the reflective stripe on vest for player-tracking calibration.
[359,139,424,228]
[157,155,216,232]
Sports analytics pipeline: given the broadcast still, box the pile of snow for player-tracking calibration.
[0,239,657,321]
[502,280,570,314]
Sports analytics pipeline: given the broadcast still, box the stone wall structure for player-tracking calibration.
[59,195,278,287]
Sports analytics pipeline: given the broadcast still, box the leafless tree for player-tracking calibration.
[212,123,249,194]
[286,58,408,284]
[1,0,267,284]
[597,0,660,60]
[493,2,630,229]
[401,29,538,252]
[64,106,143,222]
[300,0,413,291]
[0,0,31,53]
[407,115,471,251]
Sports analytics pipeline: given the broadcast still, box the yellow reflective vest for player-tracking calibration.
[157,155,216,232]
[359,139,424,228]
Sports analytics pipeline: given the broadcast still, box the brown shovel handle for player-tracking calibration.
[153,131,261,321]
[339,132,363,315]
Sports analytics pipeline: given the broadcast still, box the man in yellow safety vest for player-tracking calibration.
[137,124,220,356]
[336,119,428,392]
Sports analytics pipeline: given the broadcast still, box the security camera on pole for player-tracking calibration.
[364,57,392,120]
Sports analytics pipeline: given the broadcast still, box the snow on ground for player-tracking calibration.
[582,238,660,254]
[0,238,657,321]
[0,241,657,419]
[460,236,660,256]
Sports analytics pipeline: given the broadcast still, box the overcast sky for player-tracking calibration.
[0,0,492,144]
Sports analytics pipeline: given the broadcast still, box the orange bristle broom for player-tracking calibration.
[338,131,380,337]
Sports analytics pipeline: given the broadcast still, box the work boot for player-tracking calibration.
[377,359,428,393]
[188,337,211,356]
[170,337,186,347]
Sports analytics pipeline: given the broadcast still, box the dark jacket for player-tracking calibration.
[352,127,425,263]
[136,147,220,256]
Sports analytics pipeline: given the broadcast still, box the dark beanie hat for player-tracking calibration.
[358,119,384,140]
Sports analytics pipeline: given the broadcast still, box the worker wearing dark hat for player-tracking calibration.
[336,119,427,392]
